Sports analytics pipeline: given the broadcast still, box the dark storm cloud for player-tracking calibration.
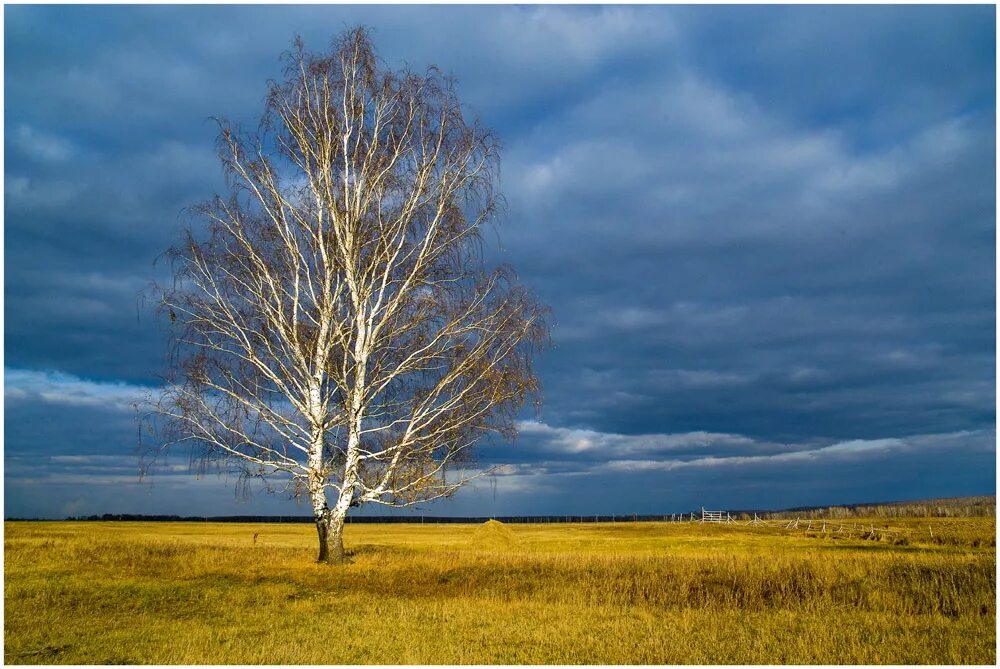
[4,5,994,517]
[495,18,994,443]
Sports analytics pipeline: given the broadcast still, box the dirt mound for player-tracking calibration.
[469,519,519,550]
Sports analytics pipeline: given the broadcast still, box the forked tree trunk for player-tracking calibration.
[313,507,349,564]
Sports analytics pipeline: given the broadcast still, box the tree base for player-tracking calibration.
[315,514,347,564]
[316,542,348,564]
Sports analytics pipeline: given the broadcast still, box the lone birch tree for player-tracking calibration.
[150,28,547,563]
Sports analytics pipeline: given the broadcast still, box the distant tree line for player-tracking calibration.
[749,496,995,520]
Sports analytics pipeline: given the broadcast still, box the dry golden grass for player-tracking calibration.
[4,518,995,664]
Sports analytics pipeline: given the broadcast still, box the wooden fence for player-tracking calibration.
[701,508,730,523]
[684,508,916,541]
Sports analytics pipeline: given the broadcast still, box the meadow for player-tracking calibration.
[4,516,995,664]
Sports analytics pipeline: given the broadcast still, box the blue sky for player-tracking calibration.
[4,5,995,518]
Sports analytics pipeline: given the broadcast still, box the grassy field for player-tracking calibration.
[4,517,995,664]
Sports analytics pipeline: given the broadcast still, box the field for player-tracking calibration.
[4,517,995,664]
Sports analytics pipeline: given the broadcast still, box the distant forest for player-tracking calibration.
[758,495,995,520]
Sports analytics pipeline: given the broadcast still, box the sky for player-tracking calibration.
[4,4,996,519]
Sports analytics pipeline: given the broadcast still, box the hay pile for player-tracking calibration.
[469,519,519,550]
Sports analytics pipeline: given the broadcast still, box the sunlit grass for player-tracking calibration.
[4,518,995,664]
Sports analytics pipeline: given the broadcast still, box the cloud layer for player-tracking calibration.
[4,5,995,517]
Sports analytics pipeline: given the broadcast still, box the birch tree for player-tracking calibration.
[150,28,547,563]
